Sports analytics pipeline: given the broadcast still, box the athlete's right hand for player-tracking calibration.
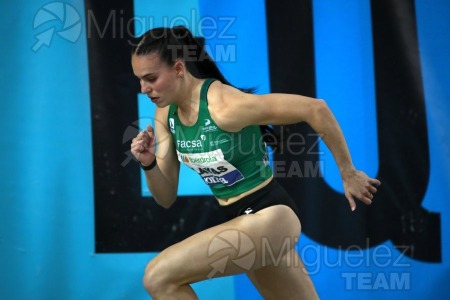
[131,125,157,166]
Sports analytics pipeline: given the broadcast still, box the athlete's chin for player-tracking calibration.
[155,102,169,108]
[151,98,169,108]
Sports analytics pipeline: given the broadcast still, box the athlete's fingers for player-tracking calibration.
[138,130,152,148]
[368,185,378,193]
[360,195,373,205]
[131,142,146,153]
[130,146,140,155]
[364,190,373,198]
[131,140,144,149]
[369,178,381,187]
[147,124,154,134]
[140,130,149,139]
[345,193,356,211]
[146,125,155,141]
[132,134,144,143]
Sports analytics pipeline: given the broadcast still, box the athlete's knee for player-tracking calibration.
[142,257,172,296]
[143,257,197,298]
[142,259,158,295]
[284,206,302,239]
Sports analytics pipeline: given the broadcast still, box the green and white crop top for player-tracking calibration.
[168,78,273,199]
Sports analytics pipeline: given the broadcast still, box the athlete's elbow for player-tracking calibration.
[149,182,178,208]
[158,202,173,209]
[308,99,331,121]
[154,196,176,209]
[153,195,177,209]
[313,99,329,113]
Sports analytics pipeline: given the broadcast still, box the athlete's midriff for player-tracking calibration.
[217,175,273,206]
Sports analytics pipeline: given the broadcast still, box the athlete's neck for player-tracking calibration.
[175,74,204,124]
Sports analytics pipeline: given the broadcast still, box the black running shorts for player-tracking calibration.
[220,179,299,221]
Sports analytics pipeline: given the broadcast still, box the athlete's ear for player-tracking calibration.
[174,59,185,78]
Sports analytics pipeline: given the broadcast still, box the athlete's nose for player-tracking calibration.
[140,80,152,94]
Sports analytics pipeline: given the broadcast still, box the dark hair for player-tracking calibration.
[132,26,281,151]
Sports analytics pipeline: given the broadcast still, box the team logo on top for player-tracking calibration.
[169,118,175,134]
[203,118,218,133]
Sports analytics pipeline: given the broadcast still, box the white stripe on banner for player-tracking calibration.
[134,0,212,197]
[313,0,378,192]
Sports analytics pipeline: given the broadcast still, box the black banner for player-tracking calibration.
[86,0,441,261]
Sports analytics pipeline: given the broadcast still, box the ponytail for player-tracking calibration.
[132,26,281,151]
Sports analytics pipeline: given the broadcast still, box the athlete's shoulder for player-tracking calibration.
[208,80,243,99]
[207,81,251,132]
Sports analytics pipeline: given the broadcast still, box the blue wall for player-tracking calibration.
[1,0,449,299]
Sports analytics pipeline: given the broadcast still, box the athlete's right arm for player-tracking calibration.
[130,106,180,208]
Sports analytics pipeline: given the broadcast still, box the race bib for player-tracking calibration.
[177,149,244,186]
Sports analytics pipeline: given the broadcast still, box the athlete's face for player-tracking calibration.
[132,52,182,107]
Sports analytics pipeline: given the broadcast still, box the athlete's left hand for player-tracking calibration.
[342,170,381,211]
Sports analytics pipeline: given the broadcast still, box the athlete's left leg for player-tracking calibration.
[246,247,319,300]
[142,205,301,299]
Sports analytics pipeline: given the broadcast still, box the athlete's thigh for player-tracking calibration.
[148,205,300,285]
[246,248,319,300]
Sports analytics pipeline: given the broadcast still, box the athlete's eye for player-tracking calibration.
[144,77,157,83]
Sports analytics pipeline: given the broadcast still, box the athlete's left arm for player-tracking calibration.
[209,84,381,210]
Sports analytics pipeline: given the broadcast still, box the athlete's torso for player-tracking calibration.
[168,78,273,199]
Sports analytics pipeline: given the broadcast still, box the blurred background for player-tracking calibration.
[1,0,449,299]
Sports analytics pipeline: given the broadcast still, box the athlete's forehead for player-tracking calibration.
[131,53,167,78]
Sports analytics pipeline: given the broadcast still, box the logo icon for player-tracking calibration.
[169,118,175,133]
[121,118,170,167]
[244,207,253,214]
[207,229,256,278]
[32,2,82,52]
[203,118,218,133]
[121,120,146,167]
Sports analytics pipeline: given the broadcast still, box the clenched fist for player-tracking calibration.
[131,125,157,166]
